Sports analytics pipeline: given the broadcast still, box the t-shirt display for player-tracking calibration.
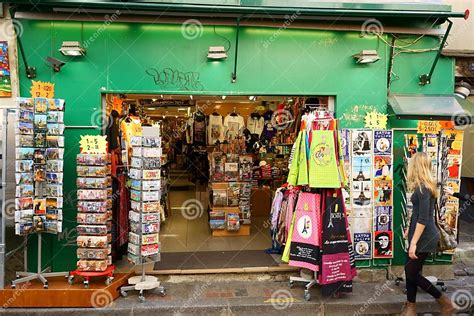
[247,114,264,136]
[223,114,245,140]
[15,97,65,235]
[207,113,224,145]
[262,110,276,140]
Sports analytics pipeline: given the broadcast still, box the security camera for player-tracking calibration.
[454,81,472,99]
[46,56,66,72]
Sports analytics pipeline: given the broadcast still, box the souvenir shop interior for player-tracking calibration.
[102,93,334,271]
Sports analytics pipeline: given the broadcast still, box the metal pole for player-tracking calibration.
[37,234,41,274]
[231,17,240,83]
[0,109,7,288]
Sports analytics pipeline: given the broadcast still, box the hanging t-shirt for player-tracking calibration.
[262,110,276,140]
[247,115,264,136]
[193,112,207,146]
[223,114,245,140]
[207,114,224,145]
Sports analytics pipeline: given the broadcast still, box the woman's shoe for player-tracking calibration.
[436,294,454,316]
[401,301,417,316]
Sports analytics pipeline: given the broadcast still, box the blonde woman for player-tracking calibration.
[403,152,453,316]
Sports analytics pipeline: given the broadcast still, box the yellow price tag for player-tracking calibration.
[417,121,441,134]
[364,111,388,129]
[79,135,108,154]
[30,80,55,98]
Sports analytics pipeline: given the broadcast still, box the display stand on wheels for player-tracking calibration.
[120,125,166,301]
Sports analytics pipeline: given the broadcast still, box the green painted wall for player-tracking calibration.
[17,19,455,271]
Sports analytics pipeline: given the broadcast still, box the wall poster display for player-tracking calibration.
[343,129,394,260]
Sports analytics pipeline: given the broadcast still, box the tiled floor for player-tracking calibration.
[160,189,272,253]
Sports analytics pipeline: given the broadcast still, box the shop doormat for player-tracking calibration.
[0,272,131,308]
[154,250,281,271]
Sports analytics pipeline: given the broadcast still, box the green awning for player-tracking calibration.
[6,0,467,20]
[388,94,474,125]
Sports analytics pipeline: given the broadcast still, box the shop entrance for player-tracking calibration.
[104,93,332,272]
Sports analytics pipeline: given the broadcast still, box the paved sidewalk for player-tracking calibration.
[3,275,474,315]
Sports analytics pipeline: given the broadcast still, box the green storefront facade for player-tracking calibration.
[8,0,467,272]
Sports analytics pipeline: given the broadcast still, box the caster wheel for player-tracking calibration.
[121,291,128,297]
[84,281,90,289]
[68,276,74,285]
[16,275,20,279]
[289,281,294,288]
[43,284,48,289]
[441,286,447,292]
[11,283,16,289]
[304,291,311,301]
[138,295,145,302]
[159,289,167,297]
[395,280,400,286]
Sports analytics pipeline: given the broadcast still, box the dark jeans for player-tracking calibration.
[405,252,442,303]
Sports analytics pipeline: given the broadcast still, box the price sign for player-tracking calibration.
[364,111,388,129]
[79,135,108,154]
[30,80,55,98]
[417,121,441,134]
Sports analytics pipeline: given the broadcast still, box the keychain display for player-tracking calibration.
[14,97,65,235]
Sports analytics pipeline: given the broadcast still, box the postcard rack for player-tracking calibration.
[120,127,166,301]
[12,97,68,289]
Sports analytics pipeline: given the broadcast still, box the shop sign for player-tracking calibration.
[30,80,55,98]
[364,111,387,129]
[145,67,204,91]
[153,99,194,106]
[79,135,107,154]
[417,120,441,134]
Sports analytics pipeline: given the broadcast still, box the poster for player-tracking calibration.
[373,231,393,258]
[354,233,371,260]
[374,206,392,231]
[0,42,11,97]
[374,130,392,155]
[351,130,372,156]
[405,134,419,158]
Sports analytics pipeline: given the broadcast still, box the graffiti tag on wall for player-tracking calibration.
[146,67,204,91]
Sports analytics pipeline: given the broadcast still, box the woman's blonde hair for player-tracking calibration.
[407,152,438,197]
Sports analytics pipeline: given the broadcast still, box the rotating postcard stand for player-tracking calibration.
[68,137,115,288]
[13,97,67,288]
[120,128,166,301]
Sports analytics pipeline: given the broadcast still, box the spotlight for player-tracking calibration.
[46,56,66,72]
[454,81,472,99]
[249,96,256,101]
[353,50,380,64]
[207,46,228,60]
[59,41,86,56]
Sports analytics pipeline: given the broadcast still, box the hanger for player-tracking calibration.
[230,106,238,117]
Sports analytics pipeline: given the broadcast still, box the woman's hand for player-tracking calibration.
[444,186,454,196]
[408,243,418,259]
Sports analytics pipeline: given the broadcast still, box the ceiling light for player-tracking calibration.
[175,115,178,118]
[162,115,165,119]
[148,107,156,110]
[190,95,193,100]
[59,41,86,56]
[353,50,380,64]
[152,98,157,102]
[207,46,228,60]
[222,95,226,100]
[249,96,255,101]
[160,94,164,98]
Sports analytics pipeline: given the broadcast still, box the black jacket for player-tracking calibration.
[408,186,439,253]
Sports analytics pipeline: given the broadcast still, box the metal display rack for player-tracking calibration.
[120,126,166,301]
